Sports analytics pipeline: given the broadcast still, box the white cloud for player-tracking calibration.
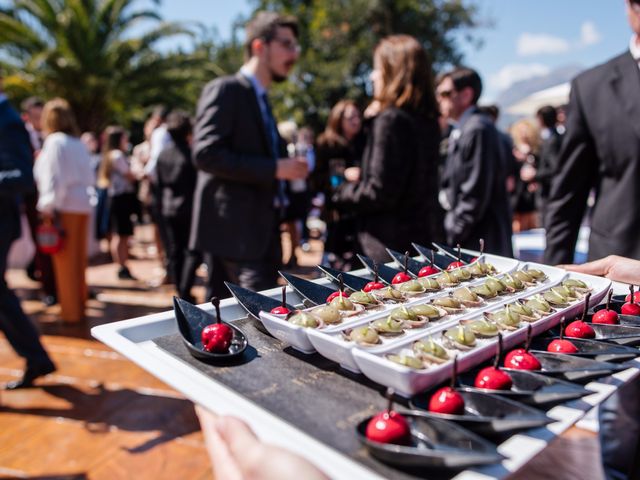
[489,63,551,91]
[579,21,601,46]
[517,33,570,56]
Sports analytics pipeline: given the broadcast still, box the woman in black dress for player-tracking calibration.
[332,34,444,263]
[314,100,364,269]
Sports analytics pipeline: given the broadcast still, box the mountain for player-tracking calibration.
[492,64,584,129]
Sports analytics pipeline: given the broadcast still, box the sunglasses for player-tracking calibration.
[437,89,455,99]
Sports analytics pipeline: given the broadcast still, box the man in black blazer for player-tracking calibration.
[545,1,640,264]
[437,67,513,257]
[191,12,308,298]
[0,76,56,389]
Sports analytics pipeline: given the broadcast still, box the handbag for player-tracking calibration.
[36,217,64,254]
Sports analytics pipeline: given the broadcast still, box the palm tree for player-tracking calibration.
[0,0,202,131]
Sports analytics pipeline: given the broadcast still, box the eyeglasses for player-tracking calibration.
[270,37,301,54]
[437,89,455,99]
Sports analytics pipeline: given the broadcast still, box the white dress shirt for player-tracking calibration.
[34,132,94,214]
[630,34,640,69]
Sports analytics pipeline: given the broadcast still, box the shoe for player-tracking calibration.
[5,361,56,390]
[42,295,57,307]
[117,266,136,281]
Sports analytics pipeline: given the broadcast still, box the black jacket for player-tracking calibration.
[545,52,640,264]
[441,108,513,256]
[0,99,35,242]
[333,107,445,263]
[190,73,284,260]
[156,142,196,219]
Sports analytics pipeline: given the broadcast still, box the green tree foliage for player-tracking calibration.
[0,0,203,132]
[243,0,483,130]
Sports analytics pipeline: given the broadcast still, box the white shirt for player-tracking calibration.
[630,34,640,70]
[34,132,94,214]
[107,150,135,196]
[143,124,173,180]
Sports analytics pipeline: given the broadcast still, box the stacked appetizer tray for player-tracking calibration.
[259,259,610,395]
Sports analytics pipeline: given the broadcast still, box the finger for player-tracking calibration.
[195,407,243,480]
[559,260,607,276]
[216,416,261,458]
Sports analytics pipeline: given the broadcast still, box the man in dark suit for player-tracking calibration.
[0,74,56,389]
[437,67,513,257]
[156,111,198,302]
[545,1,640,264]
[521,105,562,229]
[191,12,308,298]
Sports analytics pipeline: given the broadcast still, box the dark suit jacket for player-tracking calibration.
[156,141,196,219]
[545,52,640,264]
[441,108,513,257]
[190,73,284,260]
[333,107,445,263]
[0,99,35,243]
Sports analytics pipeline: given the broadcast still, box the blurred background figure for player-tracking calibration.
[19,96,58,306]
[509,118,540,233]
[333,34,444,263]
[34,98,93,323]
[155,111,198,302]
[97,126,138,281]
[314,99,364,270]
[1,76,56,389]
[528,105,563,228]
[437,67,513,256]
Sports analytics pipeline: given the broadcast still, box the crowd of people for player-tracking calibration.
[1,1,640,478]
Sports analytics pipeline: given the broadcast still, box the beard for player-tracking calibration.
[271,70,287,83]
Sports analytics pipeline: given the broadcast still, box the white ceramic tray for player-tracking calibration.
[259,254,521,354]
[352,269,611,396]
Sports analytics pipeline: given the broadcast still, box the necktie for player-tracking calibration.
[260,93,289,211]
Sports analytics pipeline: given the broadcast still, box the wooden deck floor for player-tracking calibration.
[0,227,323,480]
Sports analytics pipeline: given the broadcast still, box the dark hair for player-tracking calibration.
[21,96,44,113]
[151,105,170,122]
[97,126,127,188]
[374,35,438,118]
[440,67,483,105]
[166,110,192,143]
[318,99,359,148]
[478,104,499,120]
[244,11,299,60]
[536,105,558,128]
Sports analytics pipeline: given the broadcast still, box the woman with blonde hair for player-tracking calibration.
[332,35,444,262]
[97,126,138,280]
[510,118,541,232]
[34,98,94,322]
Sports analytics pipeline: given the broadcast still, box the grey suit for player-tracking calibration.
[441,108,513,256]
[545,52,640,264]
[191,73,283,297]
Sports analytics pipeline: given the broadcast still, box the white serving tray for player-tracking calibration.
[352,269,611,396]
[260,254,521,355]
[91,265,635,480]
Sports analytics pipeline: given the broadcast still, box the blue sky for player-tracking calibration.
[149,0,632,102]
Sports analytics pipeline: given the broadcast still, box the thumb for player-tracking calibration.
[216,416,263,463]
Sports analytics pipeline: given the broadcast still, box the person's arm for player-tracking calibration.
[445,124,495,244]
[0,119,35,197]
[35,137,66,215]
[193,80,278,185]
[559,255,640,285]
[333,111,411,212]
[544,80,598,264]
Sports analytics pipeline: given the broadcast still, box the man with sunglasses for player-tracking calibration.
[191,11,308,298]
[436,67,513,257]
[545,2,640,478]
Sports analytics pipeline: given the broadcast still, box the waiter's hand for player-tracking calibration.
[276,157,308,180]
[559,255,640,285]
[196,406,329,480]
